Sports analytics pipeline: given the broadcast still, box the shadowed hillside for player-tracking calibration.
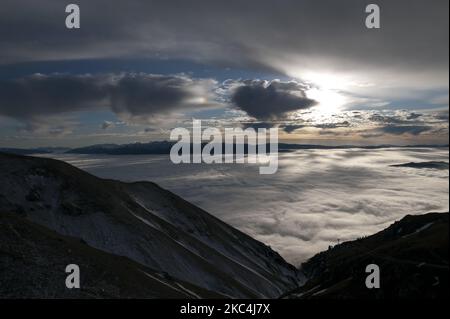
[283,212,449,299]
[0,153,302,298]
[0,212,224,298]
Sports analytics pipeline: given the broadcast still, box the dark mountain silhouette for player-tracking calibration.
[0,152,301,298]
[282,212,449,299]
[0,212,224,298]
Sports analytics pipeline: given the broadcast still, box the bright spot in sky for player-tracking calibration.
[306,87,346,116]
[187,96,207,104]
[293,71,351,118]
[304,72,350,90]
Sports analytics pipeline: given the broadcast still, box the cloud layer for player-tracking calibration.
[0,0,448,106]
[0,73,217,126]
[0,1,447,145]
[1,0,448,80]
[44,147,449,265]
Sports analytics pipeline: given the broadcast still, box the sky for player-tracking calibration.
[0,0,448,147]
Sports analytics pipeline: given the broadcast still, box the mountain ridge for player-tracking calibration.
[1,142,448,156]
[282,212,449,299]
[0,152,302,298]
[0,211,225,298]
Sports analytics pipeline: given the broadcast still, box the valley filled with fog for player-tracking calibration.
[40,147,449,265]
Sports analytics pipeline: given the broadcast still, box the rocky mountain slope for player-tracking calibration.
[0,152,302,298]
[0,212,224,298]
[283,212,449,299]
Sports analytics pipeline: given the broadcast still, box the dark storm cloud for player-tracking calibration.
[109,74,217,118]
[369,114,410,124]
[0,74,107,119]
[368,112,432,126]
[316,124,434,138]
[282,125,306,133]
[358,124,438,139]
[0,0,447,80]
[379,125,433,136]
[279,121,351,133]
[0,73,216,125]
[231,80,317,120]
[313,121,350,129]
[318,129,352,137]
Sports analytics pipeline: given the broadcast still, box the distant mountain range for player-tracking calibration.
[390,161,449,170]
[1,141,448,156]
[0,147,71,155]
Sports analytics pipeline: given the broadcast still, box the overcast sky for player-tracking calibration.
[0,0,448,147]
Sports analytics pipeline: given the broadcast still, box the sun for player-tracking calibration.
[306,87,346,117]
[294,71,350,117]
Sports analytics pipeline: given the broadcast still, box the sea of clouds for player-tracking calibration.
[43,147,449,265]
